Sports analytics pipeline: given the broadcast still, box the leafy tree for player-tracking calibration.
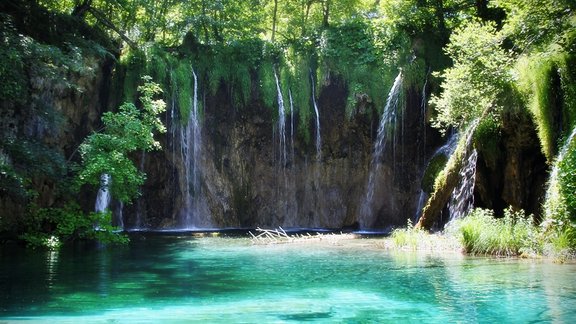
[76,76,166,203]
[496,0,575,52]
[430,20,513,132]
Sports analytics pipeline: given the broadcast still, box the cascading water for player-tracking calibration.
[274,68,287,166]
[447,149,478,222]
[94,173,112,230]
[95,173,111,213]
[179,67,206,229]
[289,89,295,163]
[133,151,146,229]
[359,71,403,228]
[310,71,322,159]
[447,120,480,223]
[544,126,576,220]
[413,132,459,223]
[273,68,292,225]
[412,74,431,223]
[114,201,124,229]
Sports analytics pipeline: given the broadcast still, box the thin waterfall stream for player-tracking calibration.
[94,173,111,213]
[310,70,321,160]
[179,67,205,229]
[447,120,480,223]
[359,71,403,228]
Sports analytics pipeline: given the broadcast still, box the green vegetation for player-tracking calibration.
[76,77,166,203]
[453,208,539,257]
[19,203,128,249]
[516,53,576,160]
[430,20,513,133]
[1,0,576,255]
[391,220,460,251]
[421,154,448,194]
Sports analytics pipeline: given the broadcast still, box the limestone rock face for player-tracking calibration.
[128,76,434,230]
[474,112,547,219]
[0,54,113,221]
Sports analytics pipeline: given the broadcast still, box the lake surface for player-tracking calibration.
[1,234,575,323]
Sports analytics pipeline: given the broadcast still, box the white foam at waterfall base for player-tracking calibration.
[359,71,403,228]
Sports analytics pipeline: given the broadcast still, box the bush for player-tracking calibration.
[19,203,128,249]
[391,220,460,251]
[453,207,539,256]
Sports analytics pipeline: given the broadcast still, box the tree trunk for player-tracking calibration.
[322,0,330,28]
[87,7,137,49]
[271,0,278,41]
[72,0,92,18]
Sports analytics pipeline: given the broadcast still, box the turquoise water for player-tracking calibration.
[1,234,575,323]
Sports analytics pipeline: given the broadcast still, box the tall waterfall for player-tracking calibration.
[95,173,111,213]
[133,151,146,229]
[289,89,295,164]
[310,71,322,159]
[274,68,287,166]
[359,71,403,228]
[179,68,206,229]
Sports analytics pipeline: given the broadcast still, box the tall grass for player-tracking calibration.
[391,220,461,251]
[452,207,539,257]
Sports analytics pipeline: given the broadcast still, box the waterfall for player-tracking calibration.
[179,67,205,229]
[114,201,124,229]
[413,191,428,223]
[359,71,403,228]
[447,121,480,222]
[310,71,322,159]
[414,132,459,222]
[289,89,295,163]
[95,173,111,213]
[419,74,429,166]
[274,68,287,166]
[133,151,146,229]
[544,126,576,223]
[447,149,478,222]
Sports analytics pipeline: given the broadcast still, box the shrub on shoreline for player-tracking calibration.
[450,207,540,257]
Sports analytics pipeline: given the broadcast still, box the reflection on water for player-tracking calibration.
[1,235,575,322]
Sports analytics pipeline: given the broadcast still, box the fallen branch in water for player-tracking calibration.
[249,227,356,245]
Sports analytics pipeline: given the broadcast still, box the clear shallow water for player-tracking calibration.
[1,235,575,323]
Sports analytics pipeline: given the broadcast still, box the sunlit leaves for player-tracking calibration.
[77,77,166,202]
[431,20,513,131]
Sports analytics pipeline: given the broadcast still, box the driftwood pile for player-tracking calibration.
[249,227,356,245]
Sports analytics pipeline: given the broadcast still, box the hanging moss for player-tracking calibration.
[281,49,313,144]
[421,154,448,194]
[172,59,194,123]
[473,116,501,170]
[402,58,427,92]
[121,49,146,102]
[317,19,397,119]
[516,52,576,161]
[559,139,576,219]
[144,44,173,90]
[259,61,277,110]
